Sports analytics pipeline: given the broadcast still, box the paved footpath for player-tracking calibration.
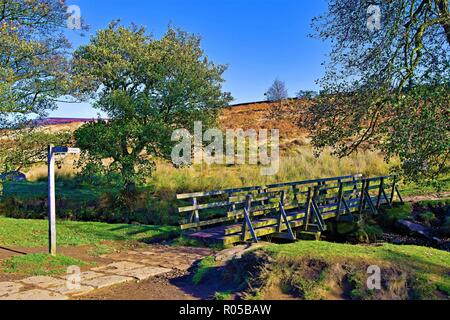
[0,245,212,300]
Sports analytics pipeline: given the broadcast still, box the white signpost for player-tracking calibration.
[47,145,80,256]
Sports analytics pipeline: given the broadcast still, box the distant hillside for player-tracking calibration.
[220,99,313,150]
[37,100,312,148]
[34,118,100,126]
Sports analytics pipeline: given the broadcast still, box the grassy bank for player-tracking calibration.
[2,253,88,276]
[196,241,450,300]
[0,216,179,276]
[0,216,179,248]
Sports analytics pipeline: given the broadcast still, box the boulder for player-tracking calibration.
[215,243,266,262]
[0,171,27,182]
[396,220,434,240]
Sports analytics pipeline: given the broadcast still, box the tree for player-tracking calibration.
[0,0,79,196]
[72,23,232,195]
[0,129,72,173]
[296,90,318,99]
[0,0,76,128]
[265,78,289,101]
[308,0,449,183]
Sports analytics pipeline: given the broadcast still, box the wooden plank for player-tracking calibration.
[179,196,276,213]
[177,185,264,200]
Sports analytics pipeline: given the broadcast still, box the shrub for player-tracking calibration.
[418,211,438,226]
[379,203,412,228]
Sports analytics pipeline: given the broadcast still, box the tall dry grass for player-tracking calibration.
[25,146,390,194]
[149,146,391,194]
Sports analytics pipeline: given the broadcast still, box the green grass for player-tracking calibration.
[214,291,233,300]
[401,177,450,197]
[380,203,413,227]
[192,256,218,285]
[2,253,88,276]
[172,236,204,248]
[417,199,450,207]
[0,216,179,248]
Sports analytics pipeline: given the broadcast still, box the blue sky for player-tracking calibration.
[55,0,331,118]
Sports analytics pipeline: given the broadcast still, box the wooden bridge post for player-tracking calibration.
[304,187,312,231]
[277,191,285,232]
[242,194,258,242]
[358,179,366,213]
[259,187,266,206]
[364,179,378,215]
[376,177,384,209]
[228,194,238,223]
[390,176,397,205]
[192,197,201,230]
[336,182,344,221]
[351,176,358,199]
[278,190,296,240]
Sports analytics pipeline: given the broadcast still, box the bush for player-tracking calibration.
[418,211,438,226]
[379,203,412,228]
[441,217,450,236]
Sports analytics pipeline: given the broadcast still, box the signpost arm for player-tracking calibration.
[48,144,56,256]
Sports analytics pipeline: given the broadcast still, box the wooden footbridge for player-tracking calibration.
[177,175,403,245]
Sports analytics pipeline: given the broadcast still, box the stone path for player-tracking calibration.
[0,245,212,300]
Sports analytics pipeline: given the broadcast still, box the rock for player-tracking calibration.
[396,220,434,240]
[114,266,172,281]
[0,282,23,297]
[80,275,134,289]
[20,276,66,288]
[215,243,266,262]
[0,171,26,182]
[91,261,144,273]
[59,271,105,281]
[47,284,95,296]
[3,289,67,300]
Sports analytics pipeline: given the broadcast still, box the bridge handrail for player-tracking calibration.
[176,174,363,200]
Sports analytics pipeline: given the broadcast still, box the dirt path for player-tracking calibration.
[76,245,219,300]
[403,192,450,203]
[0,245,215,300]
[76,270,221,300]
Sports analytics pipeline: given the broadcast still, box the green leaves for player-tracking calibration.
[309,0,450,183]
[0,0,72,128]
[73,23,232,192]
[0,130,72,173]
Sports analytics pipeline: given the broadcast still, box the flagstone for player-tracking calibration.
[92,261,144,273]
[20,276,66,288]
[0,282,23,297]
[114,266,172,281]
[81,275,134,289]
[59,271,105,281]
[47,284,95,296]
[3,289,67,300]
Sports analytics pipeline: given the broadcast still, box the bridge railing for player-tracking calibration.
[177,174,403,232]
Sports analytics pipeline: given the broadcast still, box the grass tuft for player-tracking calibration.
[2,253,87,276]
[192,256,218,285]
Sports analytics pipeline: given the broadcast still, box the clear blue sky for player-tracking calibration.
[54,0,331,118]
